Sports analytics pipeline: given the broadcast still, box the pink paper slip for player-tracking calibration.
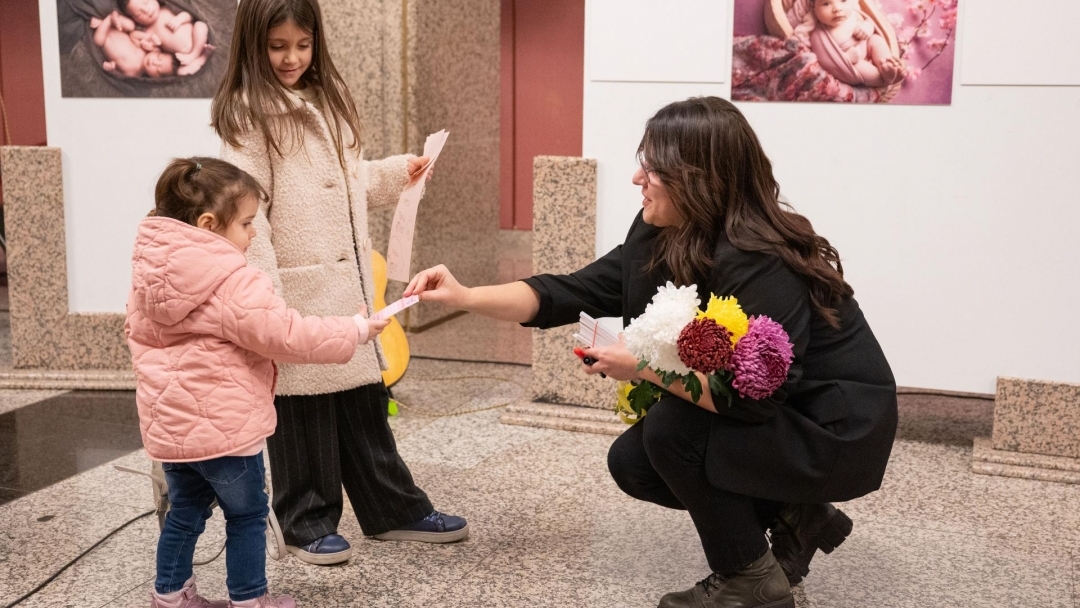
[386,130,449,282]
[371,295,420,321]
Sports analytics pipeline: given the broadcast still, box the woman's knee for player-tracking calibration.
[641,398,707,470]
[607,425,648,497]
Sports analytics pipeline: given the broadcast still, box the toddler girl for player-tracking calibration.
[125,156,389,608]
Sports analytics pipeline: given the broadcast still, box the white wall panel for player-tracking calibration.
[961,0,1080,85]
[587,0,728,83]
[584,0,1080,393]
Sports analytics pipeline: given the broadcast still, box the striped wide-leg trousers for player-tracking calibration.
[266,382,432,545]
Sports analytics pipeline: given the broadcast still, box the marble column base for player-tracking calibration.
[500,402,627,436]
[971,437,1080,485]
[0,370,135,390]
[971,376,1080,485]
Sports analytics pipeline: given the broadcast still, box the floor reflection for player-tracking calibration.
[0,391,141,506]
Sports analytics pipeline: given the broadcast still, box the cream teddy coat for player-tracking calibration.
[221,90,411,396]
[125,217,363,462]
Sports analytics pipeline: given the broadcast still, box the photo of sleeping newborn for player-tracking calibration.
[731,0,959,105]
[57,0,235,98]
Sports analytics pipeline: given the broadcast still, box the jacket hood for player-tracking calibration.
[130,217,247,326]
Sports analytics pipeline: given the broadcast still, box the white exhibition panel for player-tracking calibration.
[583,0,1080,393]
[587,0,728,83]
[38,0,221,313]
[583,81,727,256]
[961,0,1080,86]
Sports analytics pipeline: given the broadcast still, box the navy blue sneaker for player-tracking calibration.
[286,533,353,565]
[373,511,469,543]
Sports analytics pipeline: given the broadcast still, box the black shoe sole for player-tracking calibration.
[780,508,853,586]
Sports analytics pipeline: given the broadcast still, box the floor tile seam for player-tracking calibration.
[0,492,155,523]
[847,513,1073,551]
[434,540,509,595]
[0,447,153,499]
[0,463,152,501]
[97,575,155,608]
[10,517,157,606]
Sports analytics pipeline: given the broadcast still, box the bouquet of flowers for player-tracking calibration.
[615,282,794,423]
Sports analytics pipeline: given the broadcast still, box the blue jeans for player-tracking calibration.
[157,453,269,601]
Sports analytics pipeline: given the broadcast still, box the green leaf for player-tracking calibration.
[708,374,734,409]
[660,370,680,387]
[636,359,649,372]
[628,382,660,416]
[683,374,703,403]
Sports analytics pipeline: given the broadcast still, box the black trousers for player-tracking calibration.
[267,382,432,545]
[607,397,781,574]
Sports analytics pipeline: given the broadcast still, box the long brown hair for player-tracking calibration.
[211,0,361,162]
[153,157,267,229]
[640,97,853,327]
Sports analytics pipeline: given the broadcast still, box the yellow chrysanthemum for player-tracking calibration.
[614,381,643,424]
[697,295,748,345]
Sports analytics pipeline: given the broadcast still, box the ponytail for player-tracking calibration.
[153,157,266,229]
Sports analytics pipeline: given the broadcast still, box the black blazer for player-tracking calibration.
[523,212,897,503]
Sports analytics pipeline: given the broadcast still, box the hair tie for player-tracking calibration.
[194,162,202,171]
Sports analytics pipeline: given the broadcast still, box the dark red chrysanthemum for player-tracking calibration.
[676,318,734,375]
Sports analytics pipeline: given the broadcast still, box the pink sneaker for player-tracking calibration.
[150,577,227,608]
[228,595,297,608]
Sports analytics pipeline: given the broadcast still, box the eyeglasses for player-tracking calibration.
[637,154,658,184]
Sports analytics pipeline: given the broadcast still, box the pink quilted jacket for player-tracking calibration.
[125,217,363,462]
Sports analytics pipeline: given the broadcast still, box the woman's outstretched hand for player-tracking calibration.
[579,335,642,382]
[404,265,467,309]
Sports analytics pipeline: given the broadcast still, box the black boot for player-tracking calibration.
[769,502,852,586]
[657,551,794,608]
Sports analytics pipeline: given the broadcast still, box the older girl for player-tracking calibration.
[211,0,466,567]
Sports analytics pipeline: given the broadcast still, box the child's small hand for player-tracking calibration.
[167,16,183,31]
[407,156,434,184]
[852,27,869,41]
[366,317,391,340]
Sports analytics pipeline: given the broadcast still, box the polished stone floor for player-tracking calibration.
[0,391,141,507]
[0,357,1077,608]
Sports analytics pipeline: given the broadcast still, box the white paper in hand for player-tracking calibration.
[386,130,449,282]
[573,312,619,348]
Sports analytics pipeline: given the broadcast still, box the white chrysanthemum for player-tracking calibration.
[624,282,700,376]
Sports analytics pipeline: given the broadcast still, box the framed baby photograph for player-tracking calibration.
[732,0,959,104]
[56,0,235,98]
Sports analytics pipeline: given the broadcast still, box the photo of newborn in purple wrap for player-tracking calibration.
[732,0,959,104]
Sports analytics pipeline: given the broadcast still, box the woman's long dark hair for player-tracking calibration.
[211,0,361,162]
[640,97,853,327]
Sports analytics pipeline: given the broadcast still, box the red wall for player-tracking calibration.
[500,0,584,230]
[0,0,48,214]
[0,1,48,147]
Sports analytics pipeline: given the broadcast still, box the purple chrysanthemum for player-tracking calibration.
[730,316,794,400]
[677,318,734,375]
